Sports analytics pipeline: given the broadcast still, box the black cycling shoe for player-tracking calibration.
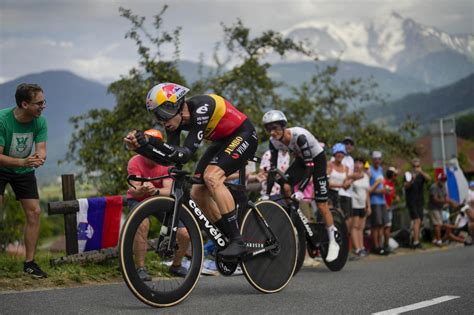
[218,239,247,260]
[169,264,188,278]
[24,260,47,279]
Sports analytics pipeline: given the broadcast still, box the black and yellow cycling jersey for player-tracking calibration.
[167,94,248,151]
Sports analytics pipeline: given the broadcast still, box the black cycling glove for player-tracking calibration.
[134,130,149,146]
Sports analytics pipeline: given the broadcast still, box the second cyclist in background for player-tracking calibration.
[262,110,340,262]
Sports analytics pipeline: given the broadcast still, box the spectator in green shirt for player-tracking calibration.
[0,83,48,278]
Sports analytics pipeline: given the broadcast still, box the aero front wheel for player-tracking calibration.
[320,208,349,271]
[240,200,297,293]
[119,197,203,307]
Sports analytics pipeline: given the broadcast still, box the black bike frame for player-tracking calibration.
[288,200,327,248]
[268,168,327,248]
[130,161,279,259]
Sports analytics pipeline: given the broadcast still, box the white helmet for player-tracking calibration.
[262,110,287,126]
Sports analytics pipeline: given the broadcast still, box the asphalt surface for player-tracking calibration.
[1,245,473,314]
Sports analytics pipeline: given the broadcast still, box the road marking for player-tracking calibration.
[372,295,460,314]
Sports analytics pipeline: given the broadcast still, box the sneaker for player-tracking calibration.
[136,267,152,281]
[303,256,321,267]
[169,264,188,278]
[354,248,368,257]
[325,241,340,262]
[204,240,217,258]
[201,258,218,276]
[313,249,323,261]
[371,247,385,255]
[218,239,246,259]
[24,261,47,279]
[464,235,473,246]
[382,246,391,255]
[411,242,423,249]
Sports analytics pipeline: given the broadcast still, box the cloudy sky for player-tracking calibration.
[1,0,472,84]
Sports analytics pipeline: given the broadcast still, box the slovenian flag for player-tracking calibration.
[77,196,123,253]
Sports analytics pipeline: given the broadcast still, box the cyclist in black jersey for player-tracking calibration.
[124,83,258,258]
[262,110,340,262]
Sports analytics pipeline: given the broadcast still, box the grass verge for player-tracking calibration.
[0,250,121,292]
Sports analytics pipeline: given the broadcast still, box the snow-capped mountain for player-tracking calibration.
[282,12,474,86]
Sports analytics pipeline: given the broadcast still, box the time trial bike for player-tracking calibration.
[267,167,349,275]
[119,157,297,308]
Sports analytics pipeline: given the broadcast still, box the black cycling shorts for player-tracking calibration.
[0,170,39,199]
[285,152,328,203]
[352,208,366,218]
[195,119,258,177]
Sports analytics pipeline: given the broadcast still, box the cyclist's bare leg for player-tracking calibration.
[203,165,235,215]
[191,184,221,222]
[198,165,245,258]
[317,201,334,227]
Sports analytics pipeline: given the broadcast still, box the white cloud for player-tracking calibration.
[41,39,74,48]
[1,0,472,83]
[71,55,136,83]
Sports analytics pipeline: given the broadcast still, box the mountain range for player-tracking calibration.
[282,12,474,88]
[365,73,474,128]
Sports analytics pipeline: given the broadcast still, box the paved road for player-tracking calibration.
[1,246,473,314]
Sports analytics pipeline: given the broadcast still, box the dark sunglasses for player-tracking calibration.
[264,123,283,133]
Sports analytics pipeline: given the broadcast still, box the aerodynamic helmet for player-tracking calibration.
[262,110,287,127]
[145,83,190,121]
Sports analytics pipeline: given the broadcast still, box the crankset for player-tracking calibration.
[215,254,238,276]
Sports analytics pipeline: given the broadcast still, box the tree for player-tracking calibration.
[282,64,418,159]
[201,19,314,140]
[456,113,474,141]
[65,6,187,194]
[203,21,417,159]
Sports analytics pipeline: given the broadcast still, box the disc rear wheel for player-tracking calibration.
[240,201,297,293]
